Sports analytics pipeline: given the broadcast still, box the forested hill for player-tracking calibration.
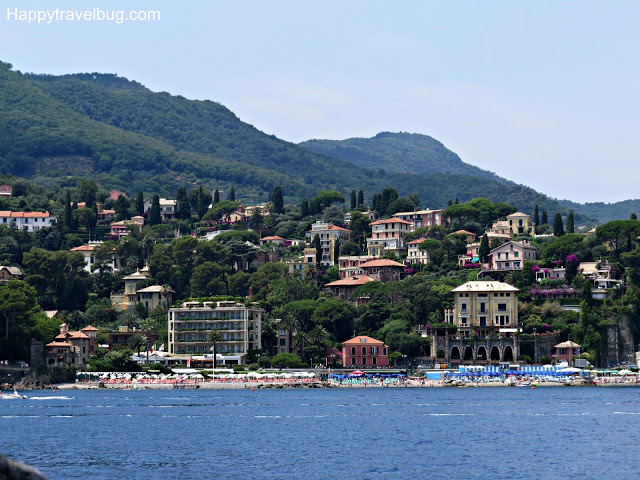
[0,61,594,221]
[300,132,510,184]
[557,199,640,224]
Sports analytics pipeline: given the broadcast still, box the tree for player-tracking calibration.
[176,186,191,220]
[229,187,236,201]
[541,210,548,225]
[311,298,356,342]
[271,186,284,214]
[127,333,145,355]
[300,198,309,217]
[135,191,144,216]
[553,213,565,237]
[208,329,222,370]
[350,190,357,210]
[64,190,73,231]
[333,238,340,265]
[389,197,415,215]
[310,190,345,212]
[0,280,38,340]
[149,194,161,226]
[479,233,490,262]
[565,212,574,234]
[270,352,301,368]
[213,189,220,205]
[357,190,365,208]
[533,205,539,233]
[203,200,240,222]
[632,213,638,220]
[312,234,322,264]
[76,179,98,208]
[340,241,361,257]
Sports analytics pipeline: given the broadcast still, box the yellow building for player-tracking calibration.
[450,281,519,337]
[506,212,534,236]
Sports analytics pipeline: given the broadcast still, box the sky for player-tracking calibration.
[1,0,639,203]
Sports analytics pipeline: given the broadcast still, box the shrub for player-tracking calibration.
[248,363,260,371]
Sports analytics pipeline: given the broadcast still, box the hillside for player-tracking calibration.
[0,61,593,221]
[557,199,640,224]
[300,132,510,183]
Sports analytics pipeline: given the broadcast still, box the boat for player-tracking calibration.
[0,390,27,399]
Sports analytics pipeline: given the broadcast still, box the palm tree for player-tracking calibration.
[208,329,223,371]
[127,333,145,356]
[279,314,298,354]
[292,330,308,362]
[308,325,330,360]
[139,317,156,364]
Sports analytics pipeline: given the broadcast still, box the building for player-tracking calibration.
[285,247,317,278]
[490,220,513,239]
[108,325,157,350]
[393,209,444,231]
[168,301,263,364]
[306,221,351,266]
[506,212,534,236]
[45,323,97,366]
[484,240,537,274]
[259,236,286,246]
[337,255,371,279]
[367,218,411,257]
[407,239,430,265]
[0,211,55,232]
[110,216,144,240]
[324,275,375,301]
[553,340,581,366]
[450,230,477,243]
[0,184,12,197]
[341,336,389,368]
[344,210,375,225]
[136,285,174,311]
[144,198,177,222]
[70,241,118,274]
[359,258,405,283]
[109,190,127,201]
[450,281,519,338]
[0,266,23,282]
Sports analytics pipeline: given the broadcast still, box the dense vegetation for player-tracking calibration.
[0,61,602,223]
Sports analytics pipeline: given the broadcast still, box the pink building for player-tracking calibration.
[0,184,12,197]
[342,336,389,368]
[553,340,581,366]
[393,209,444,231]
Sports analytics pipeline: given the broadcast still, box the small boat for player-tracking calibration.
[0,390,27,399]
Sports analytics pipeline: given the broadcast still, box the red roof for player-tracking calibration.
[407,239,425,245]
[342,335,387,346]
[81,325,98,332]
[359,259,405,268]
[260,236,285,241]
[46,341,73,348]
[70,245,96,252]
[369,218,412,226]
[329,225,350,232]
[451,230,476,236]
[0,211,51,218]
[325,275,375,287]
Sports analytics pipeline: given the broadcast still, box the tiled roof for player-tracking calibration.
[260,236,285,241]
[46,341,73,348]
[342,335,387,346]
[0,211,51,218]
[451,230,476,236]
[451,281,519,293]
[370,218,412,225]
[359,259,405,268]
[325,275,375,287]
[81,325,98,332]
[70,245,95,252]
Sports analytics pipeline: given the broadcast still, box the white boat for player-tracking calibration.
[0,390,27,399]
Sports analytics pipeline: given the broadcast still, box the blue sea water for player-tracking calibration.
[2,387,640,480]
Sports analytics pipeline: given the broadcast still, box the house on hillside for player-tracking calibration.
[0,266,22,282]
[341,336,389,368]
[305,221,351,266]
[366,218,411,257]
[359,258,405,283]
[0,185,12,197]
[506,212,534,236]
[393,209,444,231]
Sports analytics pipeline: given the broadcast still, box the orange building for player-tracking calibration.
[342,336,389,368]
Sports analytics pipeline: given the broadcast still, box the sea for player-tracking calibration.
[2,387,640,480]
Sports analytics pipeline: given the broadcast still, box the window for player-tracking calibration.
[371,346,378,355]
[461,303,467,312]
[372,357,377,365]
[480,303,486,313]
[351,347,356,355]
[461,318,468,325]
[479,317,486,327]
[514,251,519,258]
[383,348,387,355]
[362,358,366,365]
[280,339,286,346]
[498,303,507,311]
[361,347,366,355]
[352,357,356,365]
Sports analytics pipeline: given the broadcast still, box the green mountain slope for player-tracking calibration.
[557,199,640,224]
[0,61,595,222]
[300,131,510,183]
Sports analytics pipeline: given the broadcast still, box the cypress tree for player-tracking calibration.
[135,191,144,216]
[177,187,190,220]
[357,190,364,208]
[333,238,340,264]
[553,213,565,237]
[301,198,309,217]
[271,186,284,214]
[479,233,490,262]
[64,190,73,230]
[350,190,357,210]
[229,187,236,202]
[213,190,220,205]
[310,197,321,215]
[197,187,209,218]
[632,213,638,220]
[533,205,539,233]
[149,194,161,225]
[541,210,548,225]
[312,234,322,264]
[566,212,575,234]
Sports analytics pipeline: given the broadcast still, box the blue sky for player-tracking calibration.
[2,1,639,203]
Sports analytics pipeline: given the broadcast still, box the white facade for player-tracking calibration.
[168,301,263,364]
[0,211,55,232]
